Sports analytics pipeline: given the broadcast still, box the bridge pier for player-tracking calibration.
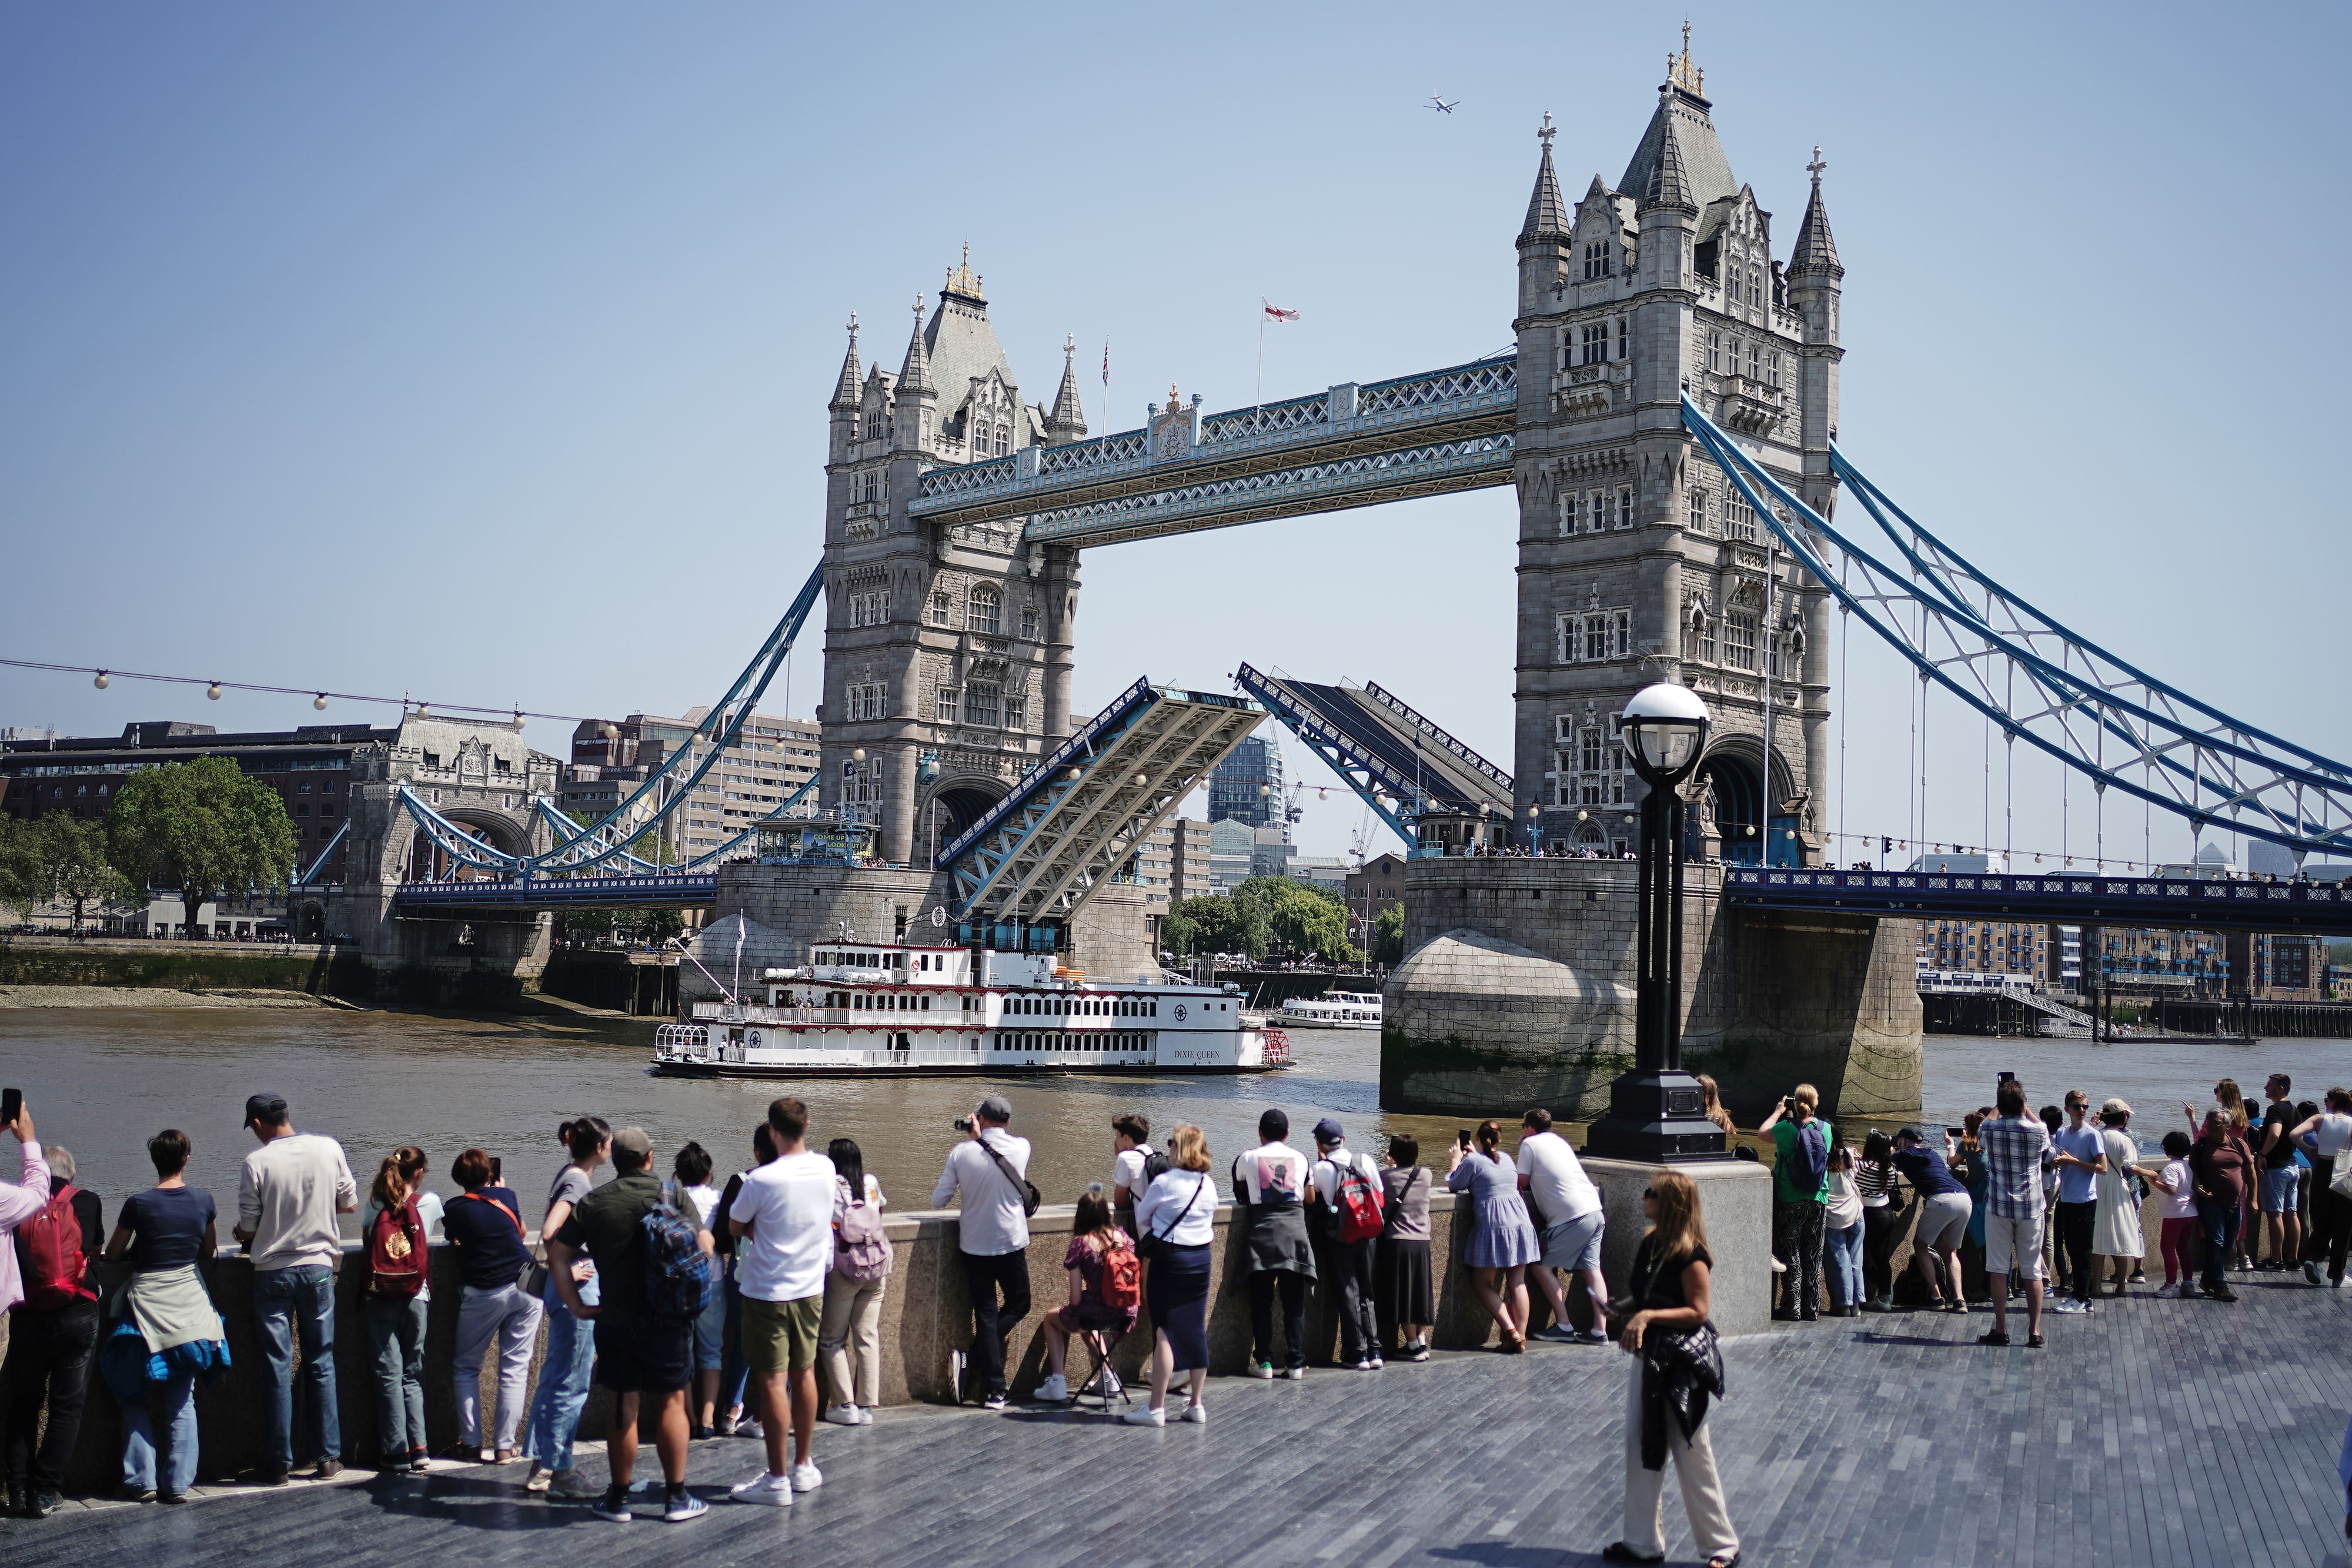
[1381,856,1920,1126]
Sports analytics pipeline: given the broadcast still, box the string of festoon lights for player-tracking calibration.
[0,656,590,728]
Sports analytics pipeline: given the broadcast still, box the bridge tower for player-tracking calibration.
[1511,38,1842,865]
[818,257,1089,867]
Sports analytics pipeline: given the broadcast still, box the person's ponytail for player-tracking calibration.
[559,1115,611,1162]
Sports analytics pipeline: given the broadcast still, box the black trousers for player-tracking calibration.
[2056,1200,2099,1301]
[1773,1200,1825,1317]
[2,1300,99,1492]
[1861,1204,1902,1305]
[958,1251,1031,1397]
[1248,1269,1308,1370]
[2312,1183,2352,1284]
[1322,1238,1379,1363]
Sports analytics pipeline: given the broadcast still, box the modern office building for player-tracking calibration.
[1166,817,1213,904]
[1208,733,1283,830]
[1207,818,1256,895]
[566,708,818,858]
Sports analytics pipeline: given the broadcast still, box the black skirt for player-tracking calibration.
[1376,1236,1434,1328]
[1145,1242,1212,1371]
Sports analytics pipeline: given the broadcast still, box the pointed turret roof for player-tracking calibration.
[828,313,861,410]
[1044,335,1088,442]
[897,294,932,396]
[1789,147,1843,278]
[1518,112,1569,243]
[1622,86,1736,216]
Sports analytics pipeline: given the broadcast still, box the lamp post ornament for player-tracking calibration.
[1582,682,1731,1162]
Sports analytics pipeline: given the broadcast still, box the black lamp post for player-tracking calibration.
[1583,683,1729,1163]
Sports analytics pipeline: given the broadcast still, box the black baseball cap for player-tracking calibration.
[243,1093,289,1126]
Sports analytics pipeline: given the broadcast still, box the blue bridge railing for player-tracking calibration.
[1724,867,2352,934]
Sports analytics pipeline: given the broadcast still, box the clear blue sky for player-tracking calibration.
[4,3,2343,867]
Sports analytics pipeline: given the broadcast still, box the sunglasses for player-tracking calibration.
[1642,1188,1657,1199]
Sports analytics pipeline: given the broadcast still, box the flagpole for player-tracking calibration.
[1256,302,1266,422]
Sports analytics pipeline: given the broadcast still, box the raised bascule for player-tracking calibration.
[320,35,2352,1112]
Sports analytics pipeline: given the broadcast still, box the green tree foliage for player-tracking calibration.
[1234,875,1361,965]
[1162,892,1260,959]
[1374,902,1405,966]
[106,757,296,938]
[37,814,134,930]
[0,818,46,920]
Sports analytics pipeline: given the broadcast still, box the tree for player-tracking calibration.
[1232,875,1361,965]
[36,814,133,931]
[106,757,296,938]
[1374,902,1405,966]
[1163,893,1259,959]
[0,818,45,922]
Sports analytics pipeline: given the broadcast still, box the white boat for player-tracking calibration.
[652,940,1291,1078]
[1271,989,1384,1029]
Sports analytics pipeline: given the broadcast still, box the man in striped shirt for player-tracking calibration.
[1977,1078,2056,1348]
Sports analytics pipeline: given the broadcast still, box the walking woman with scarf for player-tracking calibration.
[1602,1169,1739,1568]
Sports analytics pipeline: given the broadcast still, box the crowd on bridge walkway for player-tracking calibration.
[1,1071,2348,1560]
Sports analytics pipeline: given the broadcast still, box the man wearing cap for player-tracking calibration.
[547,1125,714,1523]
[931,1096,1033,1409]
[233,1093,357,1485]
[1890,1126,1973,1312]
[1307,1118,1383,1371]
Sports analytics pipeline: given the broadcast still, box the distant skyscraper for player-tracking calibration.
[1209,733,1284,829]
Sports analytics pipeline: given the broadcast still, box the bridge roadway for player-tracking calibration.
[16,1275,2348,1568]
[389,871,718,912]
[1726,865,2352,935]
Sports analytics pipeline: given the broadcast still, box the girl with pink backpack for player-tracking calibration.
[820,1138,891,1427]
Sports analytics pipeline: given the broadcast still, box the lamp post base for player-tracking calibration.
[1581,1068,1730,1163]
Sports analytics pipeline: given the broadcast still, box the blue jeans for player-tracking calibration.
[720,1272,749,1413]
[524,1271,597,1472]
[253,1263,340,1469]
[121,1369,199,1496]
[363,1293,428,1457]
[1823,1221,1864,1307]
[2197,1197,2242,1293]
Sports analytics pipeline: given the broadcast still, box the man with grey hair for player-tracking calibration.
[1,1112,106,1519]
[933,1095,1033,1409]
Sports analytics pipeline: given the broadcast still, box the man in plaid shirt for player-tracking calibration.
[1977,1078,2055,1348]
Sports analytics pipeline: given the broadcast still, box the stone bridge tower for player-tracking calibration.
[820,253,1090,867]
[1511,37,1843,866]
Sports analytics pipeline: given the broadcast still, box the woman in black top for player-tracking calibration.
[1603,1170,1740,1568]
[1856,1130,1904,1312]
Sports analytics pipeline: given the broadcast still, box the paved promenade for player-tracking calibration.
[8,1275,2347,1568]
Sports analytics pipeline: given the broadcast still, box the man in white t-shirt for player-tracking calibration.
[1110,1113,1155,1234]
[1307,1117,1382,1370]
[2292,1088,2352,1287]
[1230,1109,1315,1379]
[234,1092,358,1483]
[1515,1109,1608,1343]
[930,1095,1033,1409]
[726,1096,837,1506]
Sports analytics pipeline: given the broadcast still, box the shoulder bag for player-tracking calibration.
[1135,1173,1207,1262]
[458,1189,540,1295]
[979,1138,1041,1219]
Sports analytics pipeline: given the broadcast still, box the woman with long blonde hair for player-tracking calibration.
[1125,1124,1217,1426]
[1603,1169,1739,1568]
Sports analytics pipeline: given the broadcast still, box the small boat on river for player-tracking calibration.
[1271,989,1384,1030]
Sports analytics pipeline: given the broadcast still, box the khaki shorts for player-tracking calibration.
[1984,1212,2044,1281]
[741,1293,823,1374]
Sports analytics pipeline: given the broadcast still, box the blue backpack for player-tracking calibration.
[1794,1120,1830,1186]
[639,1182,716,1319]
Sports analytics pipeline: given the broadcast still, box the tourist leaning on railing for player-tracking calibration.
[359,1154,432,1472]
[1892,1125,1972,1313]
[1230,1108,1314,1382]
[2132,1131,2199,1296]
[523,1115,608,1500]
[1820,1144,1863,1318]
[711,1121,778,1439]
[98,1129,227,1508]
[235,1092,357,1486]
[1447,1119,1539,1355]
[4,1130,103,1518]
[1375,1135,1434,1362]
[2187,1106,2251,1302]
[673,1142,726,1440]
[442,1147,542,1466]
[930,1095,1033,1411]
[1758,1086,1831,1323]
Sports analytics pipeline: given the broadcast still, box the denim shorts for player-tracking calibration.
[2260,1165,2300,1213]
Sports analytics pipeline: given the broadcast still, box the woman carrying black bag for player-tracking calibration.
[1602,1169,1739,1568]
[1125,1125,1217,1428]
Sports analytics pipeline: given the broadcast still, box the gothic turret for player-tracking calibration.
[1789,151,1842,282]
[1516,113,1571,317]
[893,293,935,453]
[1042,335,1088,446]
[827,313,863,464]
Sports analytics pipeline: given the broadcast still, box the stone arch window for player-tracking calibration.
[929,591,952,626]
[966,584,1001,635]
[1689,603,1716,664]
[1019,605,1038,640]
[1725,584,1762,671]
[1687,487,1708,533]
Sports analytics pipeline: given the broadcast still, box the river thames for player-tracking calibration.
[1,1005,2346,1222]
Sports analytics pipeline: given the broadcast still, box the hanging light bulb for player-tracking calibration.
[512,711,525,730]
[206,682,222,701]
[313,693,329,711]
[1134,772,1150,787]
[851,748,867,763]
[93,671,109,690]
[416,704,431,719]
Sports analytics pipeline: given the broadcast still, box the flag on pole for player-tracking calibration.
[1262,300,1301,322]
[1101,340,1110,386]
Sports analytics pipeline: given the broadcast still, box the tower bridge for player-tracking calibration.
[319,36,2349,1099]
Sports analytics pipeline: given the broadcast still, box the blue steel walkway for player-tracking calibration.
[10,1275,2348,1567]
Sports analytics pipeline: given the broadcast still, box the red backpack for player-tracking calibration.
[17,1185,91,1310]
[1097,1238,1140,1311]
[367,1197,427,1296]
[1331,1157,1386,1245]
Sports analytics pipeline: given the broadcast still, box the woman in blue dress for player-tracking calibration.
[1447,1119,1542,1352]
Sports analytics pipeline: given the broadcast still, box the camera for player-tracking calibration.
[953,1116,973,1133]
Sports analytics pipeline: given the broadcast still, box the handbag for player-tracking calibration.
[458,1189,543,1295]
[2329,1146,2352,1202]
[1135,1174,1207,1262]
[980,1138,1041,1219]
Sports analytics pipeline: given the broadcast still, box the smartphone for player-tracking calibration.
[489,1156,503,1184]
[1456,1129,1472,1151]
[0,1088,18,1129]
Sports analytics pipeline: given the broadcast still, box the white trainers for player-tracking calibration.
[789,1462,823,1493]
[2154,1283,2181,1299]
[854,1406,875,1425]
[823,1403,861,1426]
[1281,1365,1306,1381]
[1121,1404,1165,1426]
[729,1472,793,1506]
[1034,1373,1070,1404]
[1180,1401,1207,1425]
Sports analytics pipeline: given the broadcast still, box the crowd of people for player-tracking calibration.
[1756,1072,2352,1348]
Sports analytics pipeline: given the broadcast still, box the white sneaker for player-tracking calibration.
[1181,1400,1207,1425]
[789,1462,822,1493]
[663,1490,708,1523]
[2154,1283,2181,1299]
[1281,1365,1306,1382]
[854,1406,874,1425]
[1034,1373,1069,1403]
[1368,1357,1385,1370]
[729,1472,793,1506]
[1097,1372,1124,1400]
[1121,1404,1165,1426]
[823,1403,860,1426]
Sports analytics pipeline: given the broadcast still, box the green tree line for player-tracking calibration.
[1160,875,1366,965]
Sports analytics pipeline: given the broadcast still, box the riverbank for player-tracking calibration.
[0,984,350,1009]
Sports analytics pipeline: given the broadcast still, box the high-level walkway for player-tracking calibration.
[13,1278,2347,1567]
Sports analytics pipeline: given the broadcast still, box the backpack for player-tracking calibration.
[1331,1155,1386,1245]
[18,1185,92,1310]
[1793,1120,1830,1187]
[1140,1149,1172,1188]
[1097,1238,1140,1311]
[366,1197,427,1296]
[835,1195,893,1284]
[640,1181,717,1319]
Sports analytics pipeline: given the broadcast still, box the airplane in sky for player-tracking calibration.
[1427,93,1460,114]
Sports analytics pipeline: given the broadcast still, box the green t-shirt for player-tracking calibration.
[553,1170,663,1325]
[1771,1116,1833,1203]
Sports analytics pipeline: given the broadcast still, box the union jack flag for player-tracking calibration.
[1101,340,1110,386]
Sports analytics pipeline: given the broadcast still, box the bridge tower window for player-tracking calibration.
[929,591,951,626]
[1020,606,1038,640]
[1725,609,1759,671]
[1708,332,1723,374]
[967,585,1001,635]
[1581,323,1607,366]
[965,682,1001,728]
[1582,240,1612,280]
[935,686,959,725]
[1615,317,1629,362]
[1688,489,1708,533]
[1616,486,1634,529]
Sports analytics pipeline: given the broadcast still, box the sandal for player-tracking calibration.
[1706,1555,1743,1568]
